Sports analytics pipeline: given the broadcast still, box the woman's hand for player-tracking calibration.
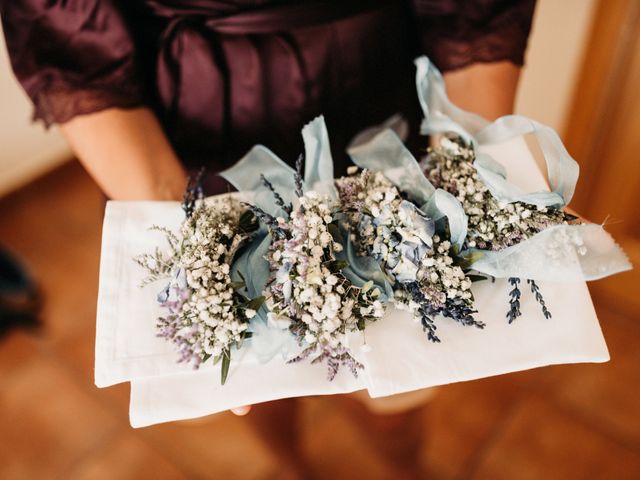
[61,107,188,200]
[231,405,252,416]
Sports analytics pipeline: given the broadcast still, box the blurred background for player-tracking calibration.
[1,0,639,478]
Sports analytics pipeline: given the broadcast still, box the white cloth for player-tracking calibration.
[95,137,609,428]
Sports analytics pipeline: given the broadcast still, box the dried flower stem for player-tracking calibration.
[507,277,522,323]
[527,279,552,319]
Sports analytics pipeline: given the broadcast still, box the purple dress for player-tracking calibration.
[1,0,536,184]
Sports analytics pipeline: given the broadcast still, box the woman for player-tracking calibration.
[1,0,536,477]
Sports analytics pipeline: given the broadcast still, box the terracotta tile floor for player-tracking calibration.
[1,162,639,480]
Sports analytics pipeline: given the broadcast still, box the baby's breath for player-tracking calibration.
[262,190,384,380]
[425,137,574,251]
[135,196,260,385]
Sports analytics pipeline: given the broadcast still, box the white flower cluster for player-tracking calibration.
[137,197,256,376]
[412,235,472,309]
[426,138,572,251]
[266,191,384,379]
[176,198,253,359]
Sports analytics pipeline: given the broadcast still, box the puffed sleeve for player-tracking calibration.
[0,0,144,126]
[413,0,537,72]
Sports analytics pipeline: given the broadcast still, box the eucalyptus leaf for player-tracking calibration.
[221,349,231,385]
[456,251,484,270]
[239,210,258,233]
[326,259,349,272]
[247,296,266,311]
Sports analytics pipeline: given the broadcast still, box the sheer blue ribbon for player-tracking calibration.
[414,55,630,279]
[415,56,579,208]
[347,127,468,251]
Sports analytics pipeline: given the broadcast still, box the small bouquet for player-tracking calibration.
[95,56,631,427]
[134,194,264,383]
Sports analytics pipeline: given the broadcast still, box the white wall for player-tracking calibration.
[0,25,71,197]
[0,0,596,197]
[516,0,597,134]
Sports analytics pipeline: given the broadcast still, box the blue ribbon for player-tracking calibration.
[415,56,579,208]
[347,125,468,251]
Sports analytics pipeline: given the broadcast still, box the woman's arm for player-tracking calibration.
[61,107,188,201]
[443,61,521,120]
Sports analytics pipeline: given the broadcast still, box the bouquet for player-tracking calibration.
[96,56,631,427]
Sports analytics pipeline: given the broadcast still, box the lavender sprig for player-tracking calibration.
[527,279,552,319]
[294,153,304,199]
[182,167,205,218]
[260,174,292,215]
[288,344,364,381]
[406,282,440,342]
[242,203,286,238]
[507,277,522,323]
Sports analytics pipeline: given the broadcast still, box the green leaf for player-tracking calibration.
[467,274,489,283]
[221,350,231,385]
[456,251,484,270]
[247,296,266,311]
[239,210,259,233]
[327,222,341,242]
[326,259,349,272]
[229,281,246,290]
[202,353,212,363]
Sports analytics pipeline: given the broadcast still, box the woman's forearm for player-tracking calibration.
[443,61,522,120]
[60,107,187,201]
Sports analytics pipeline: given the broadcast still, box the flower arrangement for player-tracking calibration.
[424,137,576,251]
[248,161,385,380]
[133,111,629,386]
[335,168,482,342]
[423,136,578,322]
[94,56,630,427]
[134,184,263,384]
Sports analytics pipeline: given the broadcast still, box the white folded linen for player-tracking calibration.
[95,137,609,427]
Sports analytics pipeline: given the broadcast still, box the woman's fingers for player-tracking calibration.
[231,405,252,416]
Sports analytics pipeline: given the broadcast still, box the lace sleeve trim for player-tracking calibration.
[29,78,145,127]
[415,0,536,72]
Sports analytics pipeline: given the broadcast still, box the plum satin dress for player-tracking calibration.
[1,0,535,191]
